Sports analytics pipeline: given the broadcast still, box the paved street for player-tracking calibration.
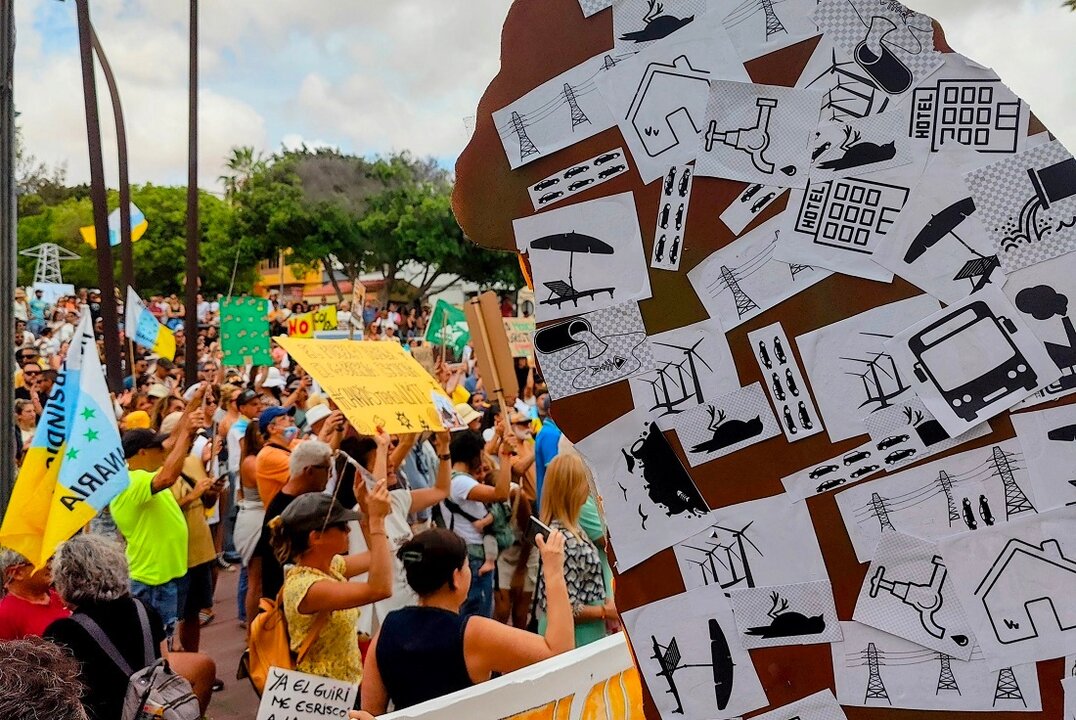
[201,567,259,720]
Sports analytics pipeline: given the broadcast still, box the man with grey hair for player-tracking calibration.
[256,438,334,600]
[0,636,89,720]
[0,547,70,639]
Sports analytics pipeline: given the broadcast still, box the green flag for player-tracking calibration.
[424,299,470,357]
[221,296,273,365]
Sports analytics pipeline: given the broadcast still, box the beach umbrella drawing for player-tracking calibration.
[903,197,978,264]
[530,232,615,292]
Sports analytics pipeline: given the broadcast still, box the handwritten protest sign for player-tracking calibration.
[274,336,460,435]
[287,306,338,338]
[221,297,272,365]
[256,666,356,720]
[503,316,535,360]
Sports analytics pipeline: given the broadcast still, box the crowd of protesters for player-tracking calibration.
[1,284,614,719]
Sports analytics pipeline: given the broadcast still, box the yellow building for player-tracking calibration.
[252,255,324,303]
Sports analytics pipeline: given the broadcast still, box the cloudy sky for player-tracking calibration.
[14,0,1076,191]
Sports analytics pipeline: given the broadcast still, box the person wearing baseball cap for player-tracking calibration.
[110,409,200,637]
[267,483,394,683]
[255,405,298,506]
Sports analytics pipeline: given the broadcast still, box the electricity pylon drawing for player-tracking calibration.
[937,471,960,527]
[510,112,539,160]
[936,653,960,695]
[990,447,1035,519]
[993,668,1025,707]
[869,492,896,533]
[720,265,759,318]
[760,0,786,38]
[864,643,891,704]
[563,83,590,130]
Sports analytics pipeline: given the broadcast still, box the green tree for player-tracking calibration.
[230,147,521,304]
[219,145,266,202]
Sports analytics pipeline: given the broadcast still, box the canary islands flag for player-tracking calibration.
[79,203,149,248]
[126,286,176,360]
[0,311,130,568]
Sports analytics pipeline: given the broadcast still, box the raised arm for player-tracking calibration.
[152,409,199,493]
[299,480,394,612]
[390,433,418,470]
[465,443,512,504]
[465,531,574,678]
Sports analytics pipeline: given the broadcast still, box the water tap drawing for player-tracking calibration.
[706,97,779,175]
[869,555,965,644]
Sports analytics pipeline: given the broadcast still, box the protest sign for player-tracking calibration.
[465,291,519,405]
[256,666,356,720]
[424,299,470,358]
[287,306,338,337]
[221,297,272,365]
[503,316,535,360]
[379,633,641,720]
[411,343,437,376]
[274,336,460,435]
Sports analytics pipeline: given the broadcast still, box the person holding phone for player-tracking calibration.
[535,453,616,647]
[358,527,574,713]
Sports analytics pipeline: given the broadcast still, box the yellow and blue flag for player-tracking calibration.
[0,311,130,568]
[80,203,149,248]
[125,286,176,360]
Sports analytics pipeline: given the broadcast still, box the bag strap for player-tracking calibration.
[295,611,331,666]
[71,612,136,678]
[132,599,156,668]
[443,498,482,524]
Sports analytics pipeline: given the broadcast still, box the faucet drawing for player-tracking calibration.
[705,98,777,174]
[869,555,948,639]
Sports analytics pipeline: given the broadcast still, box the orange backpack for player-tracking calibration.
[238,589,329,695]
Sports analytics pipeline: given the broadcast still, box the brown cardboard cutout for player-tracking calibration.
[453,1,1065,717]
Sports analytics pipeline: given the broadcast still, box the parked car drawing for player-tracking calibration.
[843,449,871,466]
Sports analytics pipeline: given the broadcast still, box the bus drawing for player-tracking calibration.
[909,300,1038,422]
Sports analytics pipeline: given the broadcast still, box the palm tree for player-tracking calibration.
[1067,0,1075,10]
[219,145,265,202]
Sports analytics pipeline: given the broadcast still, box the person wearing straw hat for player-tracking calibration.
[268,487,394,684]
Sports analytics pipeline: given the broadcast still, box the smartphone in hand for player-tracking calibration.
[525,515,554,546]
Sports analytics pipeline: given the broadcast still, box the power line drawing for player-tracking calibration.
[840,332,909,413]
[788,261,815,280]
[936,653,960,695]
[863,643,891,704]
[602,54,620,71]
[993,667,1026,707]
[721,265,760,318]
[870,492,896,533]
[563,83,591,131]
[640,339,712,415]
[680,522,762,589]
[723,0,788,41]
[937,471,960,526]
[992,446,1036,519]
[510,111,539,160]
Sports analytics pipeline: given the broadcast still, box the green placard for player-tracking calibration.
[423,299,470,357]
[221,296,272,366]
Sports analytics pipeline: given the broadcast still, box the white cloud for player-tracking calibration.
[13,0,1075,191]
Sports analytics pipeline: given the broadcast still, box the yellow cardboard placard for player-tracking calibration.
[274,336,457,434]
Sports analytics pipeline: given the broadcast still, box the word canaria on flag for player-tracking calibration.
[126,286,176,360]
[79,203,149,248]
[0,311,130,568]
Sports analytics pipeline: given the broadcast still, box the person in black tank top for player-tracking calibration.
[361,527,578,713]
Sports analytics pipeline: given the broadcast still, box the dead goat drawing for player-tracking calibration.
[816,125,896,171]
[745,591,827,639]
[689,406,764,454]
[619,0,695,43]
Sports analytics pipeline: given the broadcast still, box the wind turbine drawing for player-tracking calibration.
[644,338,712,415]
[683,522,763,589]
[840,333,909,412]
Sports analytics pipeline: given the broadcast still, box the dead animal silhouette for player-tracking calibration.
[816,125,896,172]
[620,0,695,43]
[745,591,826,638]
[690,407,764,453]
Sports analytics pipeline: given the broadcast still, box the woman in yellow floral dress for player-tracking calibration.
[269,480,393,683]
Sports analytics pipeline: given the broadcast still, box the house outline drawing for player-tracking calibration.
[626,54,711,158]
[974,538,1076,645]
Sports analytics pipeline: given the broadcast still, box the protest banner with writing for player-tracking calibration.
[221,297,272,365]
[274,336,461,435]
[287,306,338,337]
[424,299,470,357]
[503,316,535,360]
[379,633,641,720]
[256,667,356,720]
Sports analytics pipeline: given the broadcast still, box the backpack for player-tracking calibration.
[73,600,200,720]
[237,588,329,696]
[444,496,516,552]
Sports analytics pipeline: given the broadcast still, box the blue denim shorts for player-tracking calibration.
[130,577,181,636]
